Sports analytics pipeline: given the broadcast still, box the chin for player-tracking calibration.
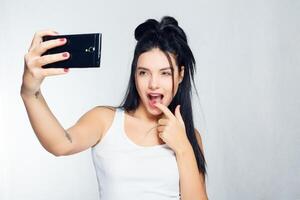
[148,108,162,116]
[146,100,170,116]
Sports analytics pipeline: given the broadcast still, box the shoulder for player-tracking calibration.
[81,105,116,121]
[79,106,117,134]
[92,105,117,126]
[93,105,116,116]
[194,128,205,154]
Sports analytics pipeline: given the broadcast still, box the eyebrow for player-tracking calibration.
[137,67,171,71]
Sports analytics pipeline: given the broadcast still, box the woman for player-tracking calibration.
[21,16,208,200]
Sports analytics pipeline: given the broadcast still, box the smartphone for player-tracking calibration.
[42,33,102,68]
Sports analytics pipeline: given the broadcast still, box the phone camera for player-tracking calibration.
[85,47,95,53]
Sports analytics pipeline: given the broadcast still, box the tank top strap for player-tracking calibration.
[114,107,124,134]
[92,107,124,150]
[108,107,126,143]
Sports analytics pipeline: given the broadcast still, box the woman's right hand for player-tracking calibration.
[21,30,70,96]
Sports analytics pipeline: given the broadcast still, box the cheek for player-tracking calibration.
[163,83,173,93]
[160,80,174,99]
[135,78,147,94]
[164,81,180,99]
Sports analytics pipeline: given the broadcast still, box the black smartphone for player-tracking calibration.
[42,33,102,68]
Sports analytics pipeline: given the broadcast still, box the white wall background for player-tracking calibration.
[0,0,299,199]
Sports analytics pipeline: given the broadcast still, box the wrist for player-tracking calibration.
[175,142,193,157]
[20,84,41,98]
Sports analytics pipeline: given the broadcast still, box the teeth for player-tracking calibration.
[148,94,163,100]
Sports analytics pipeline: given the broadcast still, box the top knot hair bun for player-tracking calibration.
[160,16,179,27]
[134,19,159,41]
[134,16,187,42]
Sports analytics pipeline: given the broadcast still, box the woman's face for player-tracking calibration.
[135,48,184,115]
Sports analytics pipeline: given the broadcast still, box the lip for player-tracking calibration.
[147,92,164,109]
[147,92,164,97]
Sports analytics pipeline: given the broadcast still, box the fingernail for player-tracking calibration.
[64,68,69,72]
[59,38,66,42]
[62,52,68,57]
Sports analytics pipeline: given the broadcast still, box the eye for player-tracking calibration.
[162,71,172,76]
[138,71,147,76]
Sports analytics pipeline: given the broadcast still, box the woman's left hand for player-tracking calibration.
[154,103,192,154]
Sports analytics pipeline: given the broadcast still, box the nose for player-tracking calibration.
[149,75,159,89]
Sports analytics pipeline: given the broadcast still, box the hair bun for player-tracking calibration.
[134,16,187,43]
[134,19,159,41]
[159,16,187,42]
[160,16,179,28]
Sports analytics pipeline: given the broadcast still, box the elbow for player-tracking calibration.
[51,148,73,157]
[47,148,65,157]
[42,139,75,157]
[51,151,64,157]
[46,145,70,157]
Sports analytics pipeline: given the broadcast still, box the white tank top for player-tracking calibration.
[91,108,180,200]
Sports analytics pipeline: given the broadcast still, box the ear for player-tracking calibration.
[179,66,185,84]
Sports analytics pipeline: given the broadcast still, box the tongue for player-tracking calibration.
[149,96,162,106]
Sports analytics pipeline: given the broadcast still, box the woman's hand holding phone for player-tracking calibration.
[21,30,70,96]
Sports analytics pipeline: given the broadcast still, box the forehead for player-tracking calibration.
[136,48,177,71]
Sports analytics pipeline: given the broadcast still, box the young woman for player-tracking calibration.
[21,16,208,200]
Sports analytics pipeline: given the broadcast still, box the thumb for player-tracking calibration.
[175,105,184,124]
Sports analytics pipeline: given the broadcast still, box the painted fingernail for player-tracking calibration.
[64,68,69,72]
[62,52,68,57]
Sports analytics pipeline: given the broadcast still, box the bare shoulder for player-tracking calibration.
[90,106,117,133]
[93,105,116,116]
[194,128,205,154]
[79,105,115,121]
[74,105,116,139]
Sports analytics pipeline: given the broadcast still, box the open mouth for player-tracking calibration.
[147,93,164,106]
[147,94,163,100]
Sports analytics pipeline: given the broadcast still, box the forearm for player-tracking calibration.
[176,146,208,200]
[21,86,72,156]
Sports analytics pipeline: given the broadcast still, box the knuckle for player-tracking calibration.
[45,55,55,65]
[43,57,50,65]
[24,53,31,62]
[34,31,41,38]
[44,54,59,65]
[39,42,47,52]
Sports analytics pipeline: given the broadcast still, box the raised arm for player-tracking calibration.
[21,30,106,156]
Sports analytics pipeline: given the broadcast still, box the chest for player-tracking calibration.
[124,114,165,147]
[97,148,180,189]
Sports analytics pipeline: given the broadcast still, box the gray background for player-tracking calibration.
[0,0,299,199]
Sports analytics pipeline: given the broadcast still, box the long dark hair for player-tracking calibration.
[117,16,207,176]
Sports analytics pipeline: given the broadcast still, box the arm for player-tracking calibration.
[21,30,107,156]
[21,88,106,156]
[176,129,208,200]
[153,103,208,199]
